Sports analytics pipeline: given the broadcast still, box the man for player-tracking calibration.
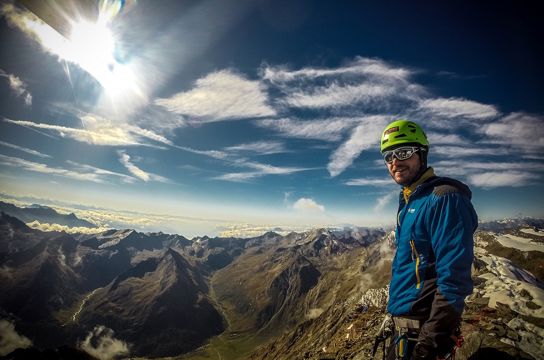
[380,120,477,360]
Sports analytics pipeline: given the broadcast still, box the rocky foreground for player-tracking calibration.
[249,228,544,360]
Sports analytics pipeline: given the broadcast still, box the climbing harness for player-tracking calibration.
[392,317,420,359]
[372,314,393,359]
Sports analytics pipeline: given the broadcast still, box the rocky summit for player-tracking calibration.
[0,209,543,360]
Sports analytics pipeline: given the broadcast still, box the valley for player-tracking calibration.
[0,205,543,359]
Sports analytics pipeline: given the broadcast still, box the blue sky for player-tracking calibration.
[0,0,543,237]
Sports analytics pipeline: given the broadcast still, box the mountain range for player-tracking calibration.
[0,203,543,360]
[0,201,96,228]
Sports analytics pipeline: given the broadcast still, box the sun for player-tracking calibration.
[67,19,138,97]
[14,1,140,99]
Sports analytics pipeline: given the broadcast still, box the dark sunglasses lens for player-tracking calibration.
[396,148,413,160]
[383,152,394,163]
[384,147,417,163]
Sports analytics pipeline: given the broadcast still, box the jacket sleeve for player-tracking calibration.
[415,189,476,359]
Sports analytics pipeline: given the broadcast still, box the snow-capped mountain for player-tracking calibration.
[1,207,543,360]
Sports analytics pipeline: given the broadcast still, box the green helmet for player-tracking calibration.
[380,120,429,153]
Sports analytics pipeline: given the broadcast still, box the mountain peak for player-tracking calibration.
[0,211,32,231]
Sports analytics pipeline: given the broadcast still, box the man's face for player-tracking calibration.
[386,151,422,186]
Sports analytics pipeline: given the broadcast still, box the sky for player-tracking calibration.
[0,0,543,237]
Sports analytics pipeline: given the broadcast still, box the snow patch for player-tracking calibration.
[98,229,135,249]
[477,253,544,318]
[507,318,544,360]
[359,286,389,310]
[521,228,544,237]
[495,234,544,252]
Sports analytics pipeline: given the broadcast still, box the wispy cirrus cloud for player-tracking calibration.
[373,191,397,212]
[434,160,544,172]
[0,69,32,106]
[0,154,136,184]
[65,161,136,183]
[285,83,393,109]
[293,197,325,212]
[119,151,151,182]
[4,117,169,148]
[345,178,392,187]
[261,57,414,83]
[257,117,361,142]
[468,171,538,189]
[0,140,50,158]
[264,58,423,112]
[432,145,510,158]
[155,70,276,122]
[224,141,287,155]
[213,160,309,182]
[481,112,544,151]
[118,151,170,183]
[426,133,470,145]
[327,116,389,176]
[419,97,499,119]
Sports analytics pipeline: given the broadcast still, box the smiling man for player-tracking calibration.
[380,120,478,360]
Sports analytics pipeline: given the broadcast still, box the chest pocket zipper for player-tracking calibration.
[410,240,421,289]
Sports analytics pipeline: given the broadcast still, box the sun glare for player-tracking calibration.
[12,1,141,100]
[69,20,115,75]
[67,19,140,98]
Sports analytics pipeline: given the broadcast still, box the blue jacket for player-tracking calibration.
[387,168,477,323]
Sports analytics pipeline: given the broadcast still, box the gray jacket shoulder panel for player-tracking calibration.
[432,184,460,197]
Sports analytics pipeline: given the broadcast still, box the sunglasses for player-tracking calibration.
[382,146,420,164]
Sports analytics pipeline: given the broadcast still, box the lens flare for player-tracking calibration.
[10,0,141,101]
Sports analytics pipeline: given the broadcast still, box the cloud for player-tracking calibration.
[285,83,393,109]
[154,70,276,122]
[432,159,544,181]
[224,141,287,155]
[4,115,173,148]
[213,160,309,182]
[426,133,469,145]
[216,223,293,238]
[257,117,361,142]
[118,151,150,182]
[293,198,325,212]
[468,171,538,189]
[262,58,423,112]
[373,191,397,212]
[419,97,499,119]
[261,57,414,83]
[118,151,171,183]
[432,145,510,158]
[345,178,392,187]
[0,154,136,184]
[4,118,140,147]
[79,325,130,360]
[66,161,138,183]
[0,69,32,106]
[434,160,544,172]
[0,320,32,356]
[481,112,544,151]
[0,140,51,158]
[327,116,389,176]
[26,220,108,234]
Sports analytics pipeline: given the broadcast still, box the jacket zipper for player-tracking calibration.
[410,239,421,289]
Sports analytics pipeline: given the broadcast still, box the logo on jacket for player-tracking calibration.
[408,208,416,213]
